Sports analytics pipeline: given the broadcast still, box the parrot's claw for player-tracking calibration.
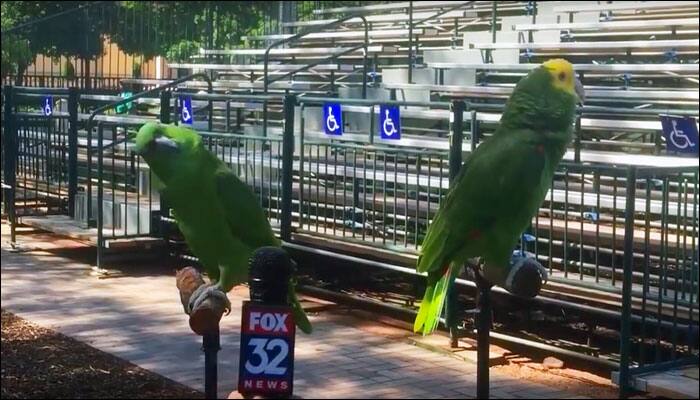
[186,283,231,335]
[188,283,231,316]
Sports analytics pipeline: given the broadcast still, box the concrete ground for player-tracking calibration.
[1,223,613,399]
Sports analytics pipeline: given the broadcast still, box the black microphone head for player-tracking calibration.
[248,247,293,305]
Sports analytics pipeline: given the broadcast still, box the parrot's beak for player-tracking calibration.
[574,76,585,105]
[153,136,180,153]
[134,136,179,156]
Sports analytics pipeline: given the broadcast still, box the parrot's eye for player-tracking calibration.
[558,71,566,81]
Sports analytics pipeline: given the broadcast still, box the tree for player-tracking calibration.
[1,1,108,87]
[1,2,34,84]
[1,1,341,87]
[106,2,278,62]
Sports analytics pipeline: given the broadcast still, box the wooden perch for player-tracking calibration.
[176,267,228,335]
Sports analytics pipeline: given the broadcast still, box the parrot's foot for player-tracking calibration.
[504,256,548,298]
[176,267,206,315]
[187,283,231,336]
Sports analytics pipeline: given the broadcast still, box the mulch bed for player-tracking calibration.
[1,309,203,399]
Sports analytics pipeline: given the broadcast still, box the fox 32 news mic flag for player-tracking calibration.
[238,247,297,398]
[238,303,295,396]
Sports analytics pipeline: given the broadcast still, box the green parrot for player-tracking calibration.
[414,59,585,335]
[134,123,312,334]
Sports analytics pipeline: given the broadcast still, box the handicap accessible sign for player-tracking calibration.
[660,115,698,155]
[181,96,193,125]
[42,96,53,116]
[323,102,342,135]
[379,105,400,140]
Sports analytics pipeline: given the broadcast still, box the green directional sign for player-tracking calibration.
[115,91,134,114]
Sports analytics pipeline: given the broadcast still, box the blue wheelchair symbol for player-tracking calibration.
[181,97,193,125]
[323,103,343,135]
[379,105,400,140]
[660,115,698,154]
[42,96,53,117]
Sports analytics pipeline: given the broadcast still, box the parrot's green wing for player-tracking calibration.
[417,141,493,275]
[216,167,312,334]
[414,154,480,334]
[215,167,280,250]
[210,167,278,291]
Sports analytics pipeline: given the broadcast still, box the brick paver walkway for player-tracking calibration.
[1,245,585,399]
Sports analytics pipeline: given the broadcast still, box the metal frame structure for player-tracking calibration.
[2,1,699,397]
[3,81,698,399]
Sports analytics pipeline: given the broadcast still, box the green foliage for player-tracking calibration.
[1,2,33,79]
[107,2,279,61]
[132,58,142,78]
[2,1,106,83]
[1,1,338,82]
[9,2,105,59]
[62,59,76,79]
[165,40,201,64]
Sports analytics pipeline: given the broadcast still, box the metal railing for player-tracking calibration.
[88,73,212,239]
[617,165,699,397]
[2,2,288,90]
[1,86,78,243]
[406,1,476,83]
[264,13,369,99]
[91,74,213,267]
[2,87,698,387]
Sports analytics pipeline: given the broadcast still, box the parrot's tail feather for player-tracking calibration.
[414,265,453,335]
[288,280,313,334]
[292,300,313,334]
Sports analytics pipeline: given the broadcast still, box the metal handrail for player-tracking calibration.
[86,73,212,229]
[407,1,476,83]
[264,14,369,99]
[86,73,213,144]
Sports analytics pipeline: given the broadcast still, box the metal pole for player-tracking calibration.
[67,87,79,218]
[207,2,214,50]
[369,105,375,144]
[2,86,17,244]
[281,94,296,242]
[158,91,171,240]
[408,1,414,84]
[449,100,465,181]
[160,90,171,123]
[491,2,497,42]
[487,2,497,63]
[470,109,479,152]
[83,6,91,92]
[447,100,465,348]
[654,129,663,155]
[618,166,638,398]
[225,100,231,132]
[362,17,368,99]
[206,4,214,133]
[477,275,491,399]
[96,123,104,269]
[203,329,220,399]
[263,100,268,137]
[574,111,582,163]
